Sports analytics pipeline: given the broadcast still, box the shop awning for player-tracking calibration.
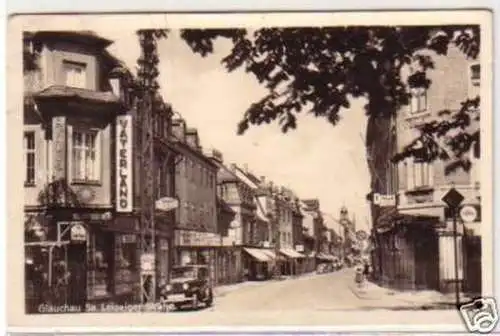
[279,248,305,259]
[261,249,280,260]
[243,248,272,262]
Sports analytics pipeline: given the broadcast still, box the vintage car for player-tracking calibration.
[160,264,214,310]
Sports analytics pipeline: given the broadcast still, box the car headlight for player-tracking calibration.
[166,284,172,291]
[182,283,189,290]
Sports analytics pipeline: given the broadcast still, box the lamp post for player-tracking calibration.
[442,187,464,308]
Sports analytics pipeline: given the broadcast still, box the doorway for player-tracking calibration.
[414,227,439,290]
[67,242,87,310]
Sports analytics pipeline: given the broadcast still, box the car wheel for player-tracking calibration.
[205,290,214,307]
[192,294,200,310]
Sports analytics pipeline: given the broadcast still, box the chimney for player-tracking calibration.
[230,163,237,173]
[243,163,249,174]
[185,128,200,149]
[209,149,224,163]
[172,118,186,141]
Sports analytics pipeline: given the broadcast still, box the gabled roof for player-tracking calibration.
[212,161,239,184]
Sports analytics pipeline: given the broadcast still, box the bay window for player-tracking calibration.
[71,129,101,183]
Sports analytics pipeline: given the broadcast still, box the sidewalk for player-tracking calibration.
[214,271,319,297]
[349,279,474,310]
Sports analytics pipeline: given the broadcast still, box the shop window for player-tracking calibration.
[63,60,87,89]
[71,129,101,183]
[24,131,36,186]
[114,234,138,296]
[87,231,113,300]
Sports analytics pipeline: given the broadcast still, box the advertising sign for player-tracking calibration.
[70,223,87,242]
[52,116,66,180]
[140,253,155,273]
[116,115,133,212]
[175,230,221,247]
[460,205,478,223]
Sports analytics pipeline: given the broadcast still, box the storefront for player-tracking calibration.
[279,248,305,276]
[173,229,221,283]
[242,247,274,280]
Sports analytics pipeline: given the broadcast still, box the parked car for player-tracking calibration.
[160,264,214,310]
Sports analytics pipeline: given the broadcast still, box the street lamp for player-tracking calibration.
[442,187,465,308]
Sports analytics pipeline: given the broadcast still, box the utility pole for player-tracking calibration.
[137,30,159,305]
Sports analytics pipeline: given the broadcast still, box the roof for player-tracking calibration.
[212,161,239,184]
[27,31,113,48]
[170,138,218,169]
[31,85,121,105]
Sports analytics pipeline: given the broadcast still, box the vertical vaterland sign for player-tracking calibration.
[116,115,133,212]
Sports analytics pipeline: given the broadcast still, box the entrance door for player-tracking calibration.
[67,242,87,310]
[414,228,439,290]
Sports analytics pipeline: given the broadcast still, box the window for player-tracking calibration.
[470,64,480,85]
[24,131,36,185]
[410,88,427,114]
[63,60,87,89]
[72,130,100,182]
[408,160,432,189]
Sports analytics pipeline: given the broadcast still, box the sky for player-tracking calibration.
[99,29,372,233]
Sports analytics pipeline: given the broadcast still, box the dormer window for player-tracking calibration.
[63,60,87,89]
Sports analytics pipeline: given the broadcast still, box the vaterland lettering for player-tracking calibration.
[118,118,129,209]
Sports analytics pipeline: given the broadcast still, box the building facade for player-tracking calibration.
[23,31,142,312]
[209,150,244,285]
[171,119,220,283]
[370,45,481,294]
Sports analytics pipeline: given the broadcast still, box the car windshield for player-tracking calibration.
[171,267,196,279]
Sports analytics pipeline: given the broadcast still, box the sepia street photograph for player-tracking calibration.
[7,10,494,331]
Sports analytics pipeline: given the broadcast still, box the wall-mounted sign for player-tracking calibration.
[70,223,87,242]
[373,193,396,207]
[140,253,155,273]
[460,205,478,223]
[155,197,179,212]
[116,115,133,212]
[175,230,221,247]
[52,116,66,180]
[295,244,304,252]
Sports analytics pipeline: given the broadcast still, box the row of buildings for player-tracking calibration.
[22,31,357,312]
[366,44,482,296]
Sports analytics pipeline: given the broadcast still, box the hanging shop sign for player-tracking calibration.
[70,223,87,242]
[295,244,304,252]
[175,230,221,247]
[155,197,179,212]
[116,115,133,213]
[52,116,66,180]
